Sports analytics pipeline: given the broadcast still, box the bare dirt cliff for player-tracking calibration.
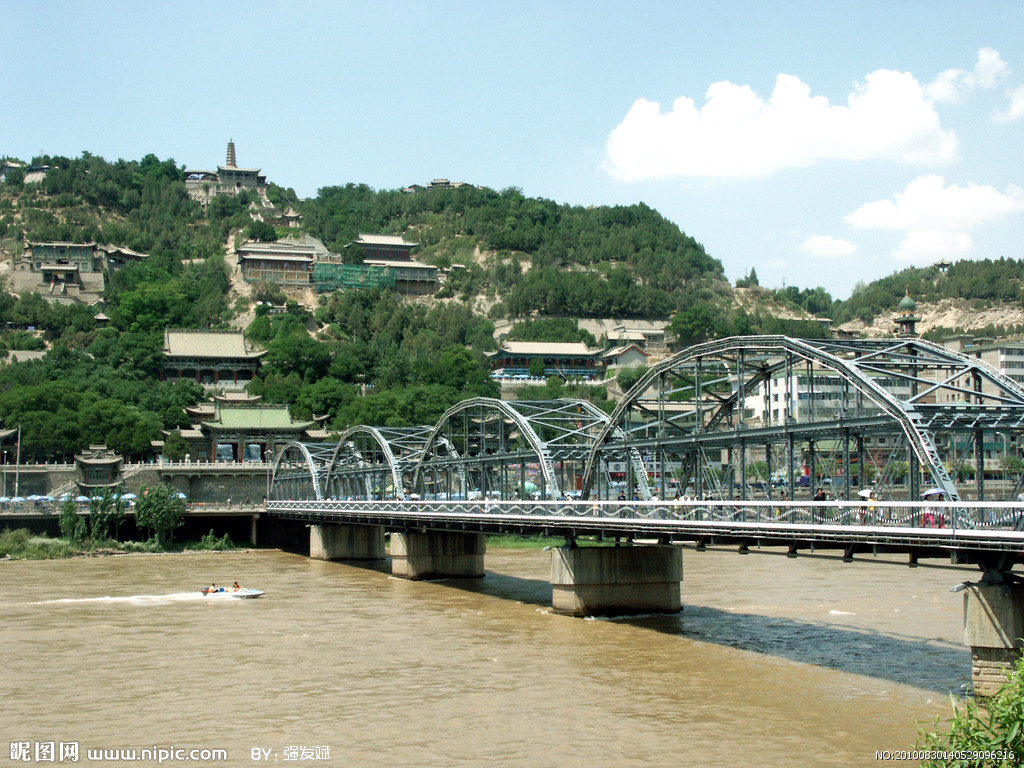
[841,298,1024,338]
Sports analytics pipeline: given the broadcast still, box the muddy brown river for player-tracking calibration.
[1,545,974,767]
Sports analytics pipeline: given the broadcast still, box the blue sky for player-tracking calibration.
[3,1,1022,300]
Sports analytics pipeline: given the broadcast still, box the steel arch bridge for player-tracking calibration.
[269,336,1024,504]
[581,335,1024,502]
[410,397,647,501]
[270,426,434,502]
[270,398,644,502]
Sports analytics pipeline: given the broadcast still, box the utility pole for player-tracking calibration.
[15,425,20,498]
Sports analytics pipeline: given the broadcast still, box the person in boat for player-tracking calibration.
[208,583,218,594]
[232,581,242,592]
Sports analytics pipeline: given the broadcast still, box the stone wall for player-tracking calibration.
[18,463,269,504]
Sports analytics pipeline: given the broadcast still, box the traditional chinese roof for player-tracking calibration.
[217,164,262,174]
[163,330,265,360]
[101,244,149,260]
[352,233,419,248]
[75,445,122,465]
[363,258,438,270]
[1,350,47,365]
[213,392,262,404]
[28,241,98,249]
[601,343,650,359]
[200,405,315,432]
[236,234,327,261]
[488,341,599,357]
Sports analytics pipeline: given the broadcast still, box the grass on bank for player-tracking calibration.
[0,527,238,560]
[917,653,1024,765]
[483,534,620,549]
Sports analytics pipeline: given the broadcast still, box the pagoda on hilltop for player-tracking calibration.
[184,140,267,205]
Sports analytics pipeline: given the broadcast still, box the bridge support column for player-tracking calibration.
[390,532,486,580]
[550,545,682,617]
[310,523,385,561]
[963,580,1024,696]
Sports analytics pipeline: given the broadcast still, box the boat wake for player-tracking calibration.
[20,592,214,606]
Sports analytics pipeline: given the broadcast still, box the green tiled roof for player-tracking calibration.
[203,406,314,431]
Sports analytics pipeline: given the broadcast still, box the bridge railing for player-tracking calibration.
[266,498,1024,533]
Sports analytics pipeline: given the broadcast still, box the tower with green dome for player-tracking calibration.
[894,288,920,337]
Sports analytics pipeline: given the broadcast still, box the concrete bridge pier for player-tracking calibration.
[310,523,385,561]
[550,545,683,617]
[963,576,1024,696]
[390,531,486,580]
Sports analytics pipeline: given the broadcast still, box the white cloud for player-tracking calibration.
[995,84,1024,123]
[846,175,1024,231]
[603,69,958,181]
[893,230,973,263]
[925,47,1009,103]
[800,235,858,257]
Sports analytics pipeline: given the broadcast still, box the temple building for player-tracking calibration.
[486,341,604,379]
[12,242,150,304]
[236,234,328,286]
[101,244,149,274]
[347,234,438,295]
[75,445,123,494]
[250,202,302,228]
[172,397,329,462]
[0,160,25,182]
[13,242,106,303]
[161,330,265,388]
[601,343,650,370]
[184,140,267,205]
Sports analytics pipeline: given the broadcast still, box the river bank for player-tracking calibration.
[0,527,240,560]
[0,527,587,560]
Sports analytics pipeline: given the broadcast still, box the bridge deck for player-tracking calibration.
[267,499,1024,563]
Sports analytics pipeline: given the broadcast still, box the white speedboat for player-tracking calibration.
[200,587,264,599]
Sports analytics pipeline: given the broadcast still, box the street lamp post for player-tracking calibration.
[995,431,1010,497]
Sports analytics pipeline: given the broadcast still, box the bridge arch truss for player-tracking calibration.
[323,425,434,500]
[581,335,1024,502]
[410,397,643,500]
[269,442,337,502]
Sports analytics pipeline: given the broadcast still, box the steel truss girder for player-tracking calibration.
[409,397,644,500]
[324,425,433,500]
[582,336,1024,501]
[269,442,337,502]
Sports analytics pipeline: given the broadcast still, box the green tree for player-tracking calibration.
[86,486,128,541]
[736,268,759,288]
[59,498,82,542]
[135,484,185,545]
[529,358,546,378]
[668,302,719,347]
[617,365,648,394]
[918,653,1024,766]
[162,431,189,462]
[245,220,277,242]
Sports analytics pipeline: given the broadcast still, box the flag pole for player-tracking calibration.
[15,424,21,497]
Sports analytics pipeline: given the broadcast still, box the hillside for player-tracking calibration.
[0,150,1022,462]
[842,297,1024,339]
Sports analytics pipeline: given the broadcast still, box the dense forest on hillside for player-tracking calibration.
[0,150,1021,459]
[303,184,726,319]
